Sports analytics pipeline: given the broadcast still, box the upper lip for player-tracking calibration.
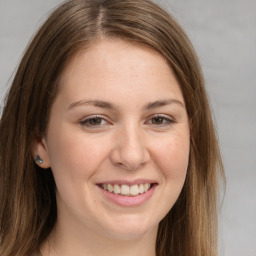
[96,179,158,186]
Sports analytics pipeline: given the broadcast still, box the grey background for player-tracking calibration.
[0,0,255,255]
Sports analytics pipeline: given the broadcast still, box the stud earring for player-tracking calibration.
[35,155,43,164]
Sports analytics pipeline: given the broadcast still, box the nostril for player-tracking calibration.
[109,137,150,171]
[114,160,143,171]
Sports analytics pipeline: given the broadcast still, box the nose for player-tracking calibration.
[110,124,150,171]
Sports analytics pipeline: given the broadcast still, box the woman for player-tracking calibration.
[0,0,224,255]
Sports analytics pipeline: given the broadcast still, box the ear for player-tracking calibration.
[32,136,51,169]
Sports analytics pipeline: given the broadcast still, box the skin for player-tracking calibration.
[34,38,190,256]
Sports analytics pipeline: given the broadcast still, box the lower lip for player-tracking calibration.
[98,184,157,207]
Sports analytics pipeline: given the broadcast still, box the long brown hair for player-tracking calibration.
[0,0,225,255]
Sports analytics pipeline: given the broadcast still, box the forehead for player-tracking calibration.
[57,38,184,106]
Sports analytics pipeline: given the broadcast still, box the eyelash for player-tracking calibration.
[79,115,108,127]
[146,115,175,127]
[79,115,175,128]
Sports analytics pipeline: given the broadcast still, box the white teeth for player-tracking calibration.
[107,184,113,193]
[121,184,130,195]
[113,184,121,194]
[144,183,150,191]
[101,183,152,196]
[130,184,139,196]
[139,184,144,193]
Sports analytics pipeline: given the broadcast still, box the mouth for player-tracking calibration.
[97,183,156,197]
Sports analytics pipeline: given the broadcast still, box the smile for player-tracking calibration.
[97,180,157,207]
[99,183,151,196]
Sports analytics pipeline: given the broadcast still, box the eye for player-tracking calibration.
[146,115,174,126]
[80,115,109,127]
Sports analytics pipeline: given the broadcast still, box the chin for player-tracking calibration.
[100,216,158,241]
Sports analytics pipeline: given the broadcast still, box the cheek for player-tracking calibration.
[152,133,190,181]
[45,130,110,208]
[46,127,109,180]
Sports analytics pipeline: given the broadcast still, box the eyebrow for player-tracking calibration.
[144,99,184,110]
[67,98,184,111]
[68,100,116,110]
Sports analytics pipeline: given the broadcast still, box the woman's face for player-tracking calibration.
[36,39,190,240]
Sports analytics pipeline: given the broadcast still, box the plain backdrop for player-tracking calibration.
[0,1,255,255]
